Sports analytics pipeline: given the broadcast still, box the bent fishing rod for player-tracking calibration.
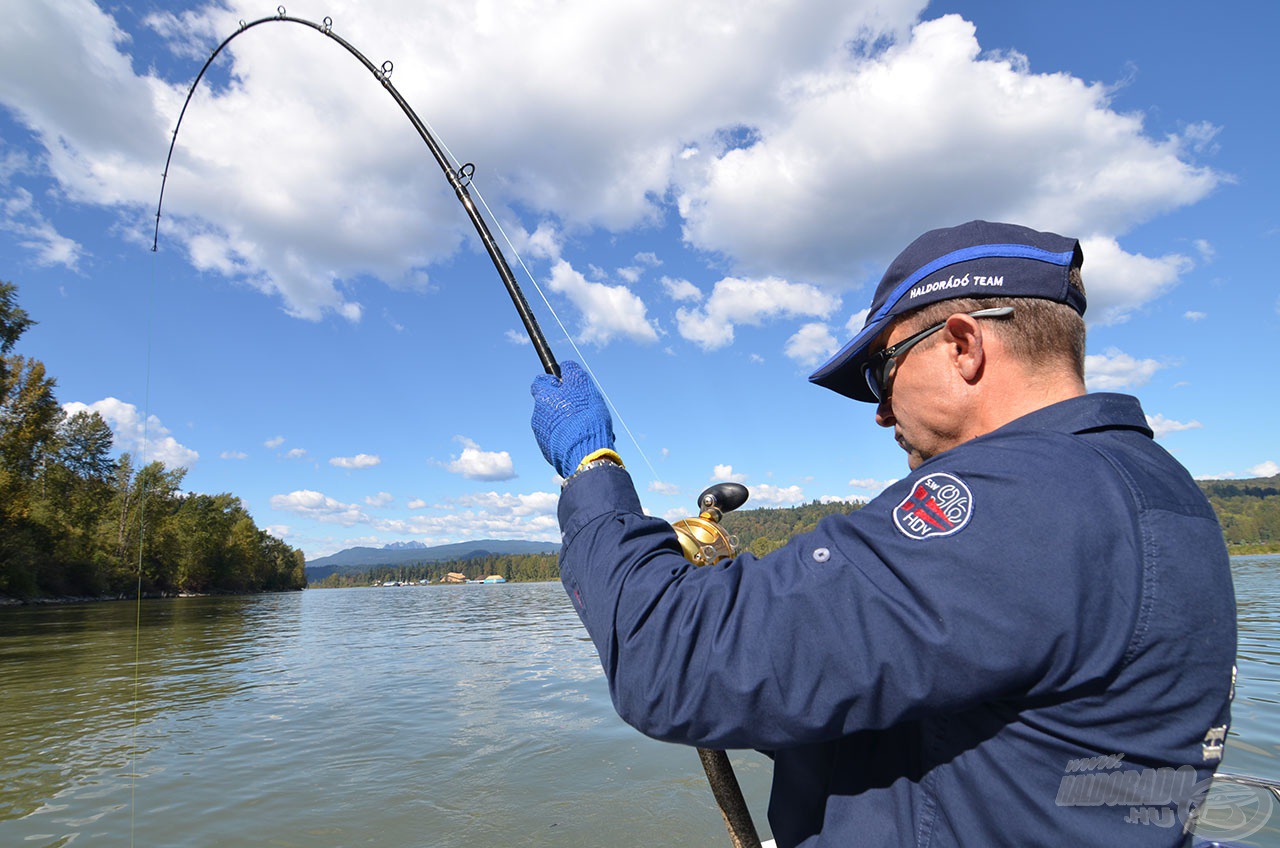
[153,6,558,379]
[153,8,762,847]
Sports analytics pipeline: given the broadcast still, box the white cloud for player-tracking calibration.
[371,490,561,541]
[635,252,662,268]
[1084,348,1164,391]
[446,437,517,481]
[286,447,308,460]
[1145,414,1202,439]
[784,322,839,367]
[547,259,659,345]
[661,276,704,302]
[711,464,748,483]
[676,276,839,351]
[517,220,563,261]
[448,491,559,517]
[1193,239,1215,262]
[1182,122,1221,156]
[846,308,871,335]
[1078,236,1194,325]
[270,490,368,526]
[649,480,680,496]
[1,187,85,269]
[505,329,532,345]
[748,483,806,505]
[662,506,691,523]
[62,397,198,469]
[1184,311,1207,321]
[264,436,285,449]
[330,453,382,469]
[848,477,898,494]
[1248,461,1279,478]
[680,14,1221,291]
[263,525,292,539]
[271,486,565,549]
[220,450,247,460]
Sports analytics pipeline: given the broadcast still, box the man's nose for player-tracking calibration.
[875,395,895,428]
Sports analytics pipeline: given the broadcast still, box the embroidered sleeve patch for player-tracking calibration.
[893,472,973,540]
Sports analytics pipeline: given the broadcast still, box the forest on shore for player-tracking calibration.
[1200,477,1280,555]
[311,552,562,587]
[0,281,305,602]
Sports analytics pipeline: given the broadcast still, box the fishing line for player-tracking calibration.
[468,183,663,484]
[411,108,661,482]
[409,103,662,482]
[130,230,160,848]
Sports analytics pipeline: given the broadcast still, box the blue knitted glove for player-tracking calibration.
[530,361,616,479]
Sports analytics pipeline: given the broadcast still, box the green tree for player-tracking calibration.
[0,280,34,390]
[0,356,61,479]
[0,282,49,596]
[56,410,116,482]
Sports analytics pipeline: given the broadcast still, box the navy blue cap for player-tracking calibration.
[808,220,1085,402]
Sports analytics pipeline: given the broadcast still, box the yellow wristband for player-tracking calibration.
[575,448,624,473]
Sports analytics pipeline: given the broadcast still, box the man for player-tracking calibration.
[530,221,1236,846]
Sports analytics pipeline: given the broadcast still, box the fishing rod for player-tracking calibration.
[153,6,558,379]
[153,8,761,847]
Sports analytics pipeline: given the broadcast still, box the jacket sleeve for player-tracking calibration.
[556,440,1142,751]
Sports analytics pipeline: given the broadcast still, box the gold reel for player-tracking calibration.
[671,483,750,566]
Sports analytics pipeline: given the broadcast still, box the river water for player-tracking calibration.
[1,556,1277,847]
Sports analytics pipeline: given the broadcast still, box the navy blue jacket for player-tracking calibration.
[556,393,1236,847]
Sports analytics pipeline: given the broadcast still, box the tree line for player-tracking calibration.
[0,280,306,600]
[1199,477,1280,554]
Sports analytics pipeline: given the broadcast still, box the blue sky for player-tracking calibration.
[1,0,1275,559]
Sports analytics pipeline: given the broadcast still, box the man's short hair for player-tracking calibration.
[893,265,1087,380]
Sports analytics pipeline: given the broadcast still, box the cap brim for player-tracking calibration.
[807,317,889,403]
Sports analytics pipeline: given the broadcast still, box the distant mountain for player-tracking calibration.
[305,539,560,581]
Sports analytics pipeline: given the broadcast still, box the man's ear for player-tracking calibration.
[944,313,985,383]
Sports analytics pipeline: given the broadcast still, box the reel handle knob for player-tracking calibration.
[699,483,749,517]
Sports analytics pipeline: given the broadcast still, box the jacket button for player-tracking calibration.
[813,547,831,563]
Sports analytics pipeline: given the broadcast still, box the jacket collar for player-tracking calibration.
[997,392,1153,438]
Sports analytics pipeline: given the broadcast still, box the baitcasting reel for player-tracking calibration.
[671,483,750,566]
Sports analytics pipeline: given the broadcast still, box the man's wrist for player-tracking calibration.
[575,448,624,473]
[562,449,624,487]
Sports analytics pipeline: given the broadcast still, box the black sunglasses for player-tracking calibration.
[863,306,1015,402]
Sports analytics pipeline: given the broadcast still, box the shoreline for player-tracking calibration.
[7,554,1276,608]
[0,588,304,608]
